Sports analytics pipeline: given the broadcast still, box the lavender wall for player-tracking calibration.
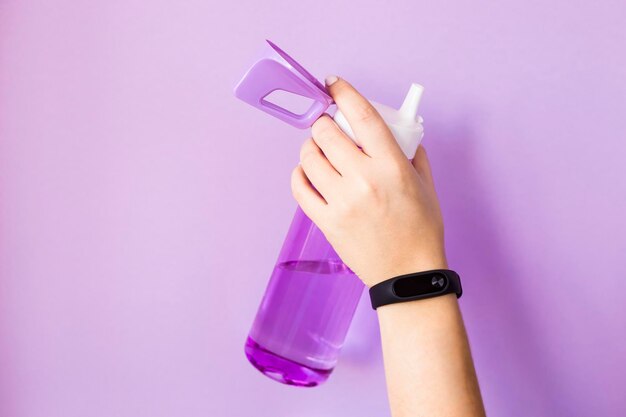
[1,1,624,416]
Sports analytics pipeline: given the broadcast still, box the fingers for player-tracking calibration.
[299,138,341,200]
[311,115,365,174]
[291,165,327,223]
[412,145,434,184]
[325,76,404,159]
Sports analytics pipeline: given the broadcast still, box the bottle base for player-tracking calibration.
[244,337,332,387]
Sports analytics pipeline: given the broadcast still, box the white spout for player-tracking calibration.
[333,82,425,158]
[399,83,424,121]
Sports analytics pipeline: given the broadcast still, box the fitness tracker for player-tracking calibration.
[369,269,462,310]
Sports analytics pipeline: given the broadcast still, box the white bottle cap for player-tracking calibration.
[333,83,425,158]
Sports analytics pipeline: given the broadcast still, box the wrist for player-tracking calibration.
[377,291,458,315]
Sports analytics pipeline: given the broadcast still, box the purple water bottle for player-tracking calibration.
[235,41,425,387]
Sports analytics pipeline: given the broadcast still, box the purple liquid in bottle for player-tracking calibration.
[234,41,426,387]
[246,207,364,387]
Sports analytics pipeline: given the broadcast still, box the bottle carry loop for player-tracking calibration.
[234,40,333,129]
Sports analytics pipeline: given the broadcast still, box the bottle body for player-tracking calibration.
[245,207,364,387]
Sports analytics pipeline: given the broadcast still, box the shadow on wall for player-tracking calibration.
[429,117,562,416]
[342,116,563,416]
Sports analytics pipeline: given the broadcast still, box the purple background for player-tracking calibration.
[1,1,625,416]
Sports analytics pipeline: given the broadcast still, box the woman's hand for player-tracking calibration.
[292,77,485,417]
[291,76,447,287]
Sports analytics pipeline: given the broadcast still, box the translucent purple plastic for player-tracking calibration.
[236,41,364,387]
[246,207,364,387]
[234,40,333,129]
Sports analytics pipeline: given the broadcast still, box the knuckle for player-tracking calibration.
[299,139,317,163]
[291,186,302,202]
[312,123,336,146]
[353,103,377,123]
[290,168,301,193]
[311,115,332,133]
[300,151,313,165]
[291,184,301,200]
[300,153,318,171]
[354,175,377,197]
[334,200,356,220]
[290,165,300,181]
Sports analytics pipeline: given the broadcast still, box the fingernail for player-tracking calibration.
[325,75,339,86]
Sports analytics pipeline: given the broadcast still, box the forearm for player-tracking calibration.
[290,77,484,414]
[377,294,485,417]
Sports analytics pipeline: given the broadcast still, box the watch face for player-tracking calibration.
[393,273,448,298]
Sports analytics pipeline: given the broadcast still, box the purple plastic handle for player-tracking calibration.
[234,40,333,129]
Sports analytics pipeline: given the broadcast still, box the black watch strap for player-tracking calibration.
[369,269,462,310]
